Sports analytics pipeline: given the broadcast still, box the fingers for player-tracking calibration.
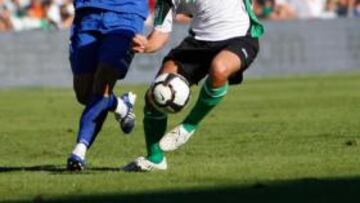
[132,34,148,53]
[133,34,148,46]
[132,45,145,53]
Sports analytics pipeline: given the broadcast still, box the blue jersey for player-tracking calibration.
[74,0,149,19]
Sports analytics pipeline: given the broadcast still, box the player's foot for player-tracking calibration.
[67,154,86,171]
[121,156,167,172]
[159,124,195,152]
[115,92,136,134]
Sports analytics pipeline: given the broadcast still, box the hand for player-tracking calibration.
[132,34,148,53]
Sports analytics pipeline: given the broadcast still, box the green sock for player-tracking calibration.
[143,107,167,164]
[182,78,229,133]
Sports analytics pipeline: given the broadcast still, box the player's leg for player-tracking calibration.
[97,33,137,135]
[67,28,100,170]
[67,74,96,169]
[160,37,259,151]
[76,33,135,143]
[69,64,125,171]
[159,51,237,151]
[76,64,119,146]
[121,94,168,171]
[122,60,178,171]
[73,74,94,105]
[99,12,145,134]
[181,50,239,132]
[68,33,136,171]
[70,28,99,105]
[144,61,178,162]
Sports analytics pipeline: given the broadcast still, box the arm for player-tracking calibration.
[174,0,193,24]
[144,29,170,53]
[175,13,192,24]
[132,30,170,53]
[132,0,173,53]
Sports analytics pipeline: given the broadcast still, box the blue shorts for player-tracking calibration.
[69,9,145,78]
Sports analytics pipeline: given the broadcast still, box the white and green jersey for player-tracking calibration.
[153,0,264,41]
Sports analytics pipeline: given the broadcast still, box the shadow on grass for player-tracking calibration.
[0,165,121,173]
[17,177,360,203]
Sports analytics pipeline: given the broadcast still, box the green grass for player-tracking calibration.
[0,73,359,202]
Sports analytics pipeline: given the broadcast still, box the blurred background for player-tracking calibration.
[1,0,359,32]
[0,0,359,87]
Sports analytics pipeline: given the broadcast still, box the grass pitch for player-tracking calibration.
[0,73,359,202]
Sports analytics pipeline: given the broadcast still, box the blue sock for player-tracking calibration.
[77,94,117,148]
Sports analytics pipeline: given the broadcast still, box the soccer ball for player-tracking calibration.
[149,73,191,114]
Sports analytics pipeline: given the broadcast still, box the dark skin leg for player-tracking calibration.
[73,63,120,106]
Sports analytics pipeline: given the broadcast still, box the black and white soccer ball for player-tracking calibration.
[149,73,191,114]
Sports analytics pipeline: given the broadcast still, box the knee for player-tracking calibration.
[73,74,93,105]
[93,64,120,95]
[75,88,91,105]
[210,60,231,84]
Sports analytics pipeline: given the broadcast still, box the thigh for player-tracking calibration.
[98,33,134,80]
[92,63,120,96]
[75,63,120,98]
[69,26,99,104]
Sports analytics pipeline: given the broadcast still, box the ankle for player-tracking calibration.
[72,142,87,160]
[147,154,165,164]
[182,123,197,133]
